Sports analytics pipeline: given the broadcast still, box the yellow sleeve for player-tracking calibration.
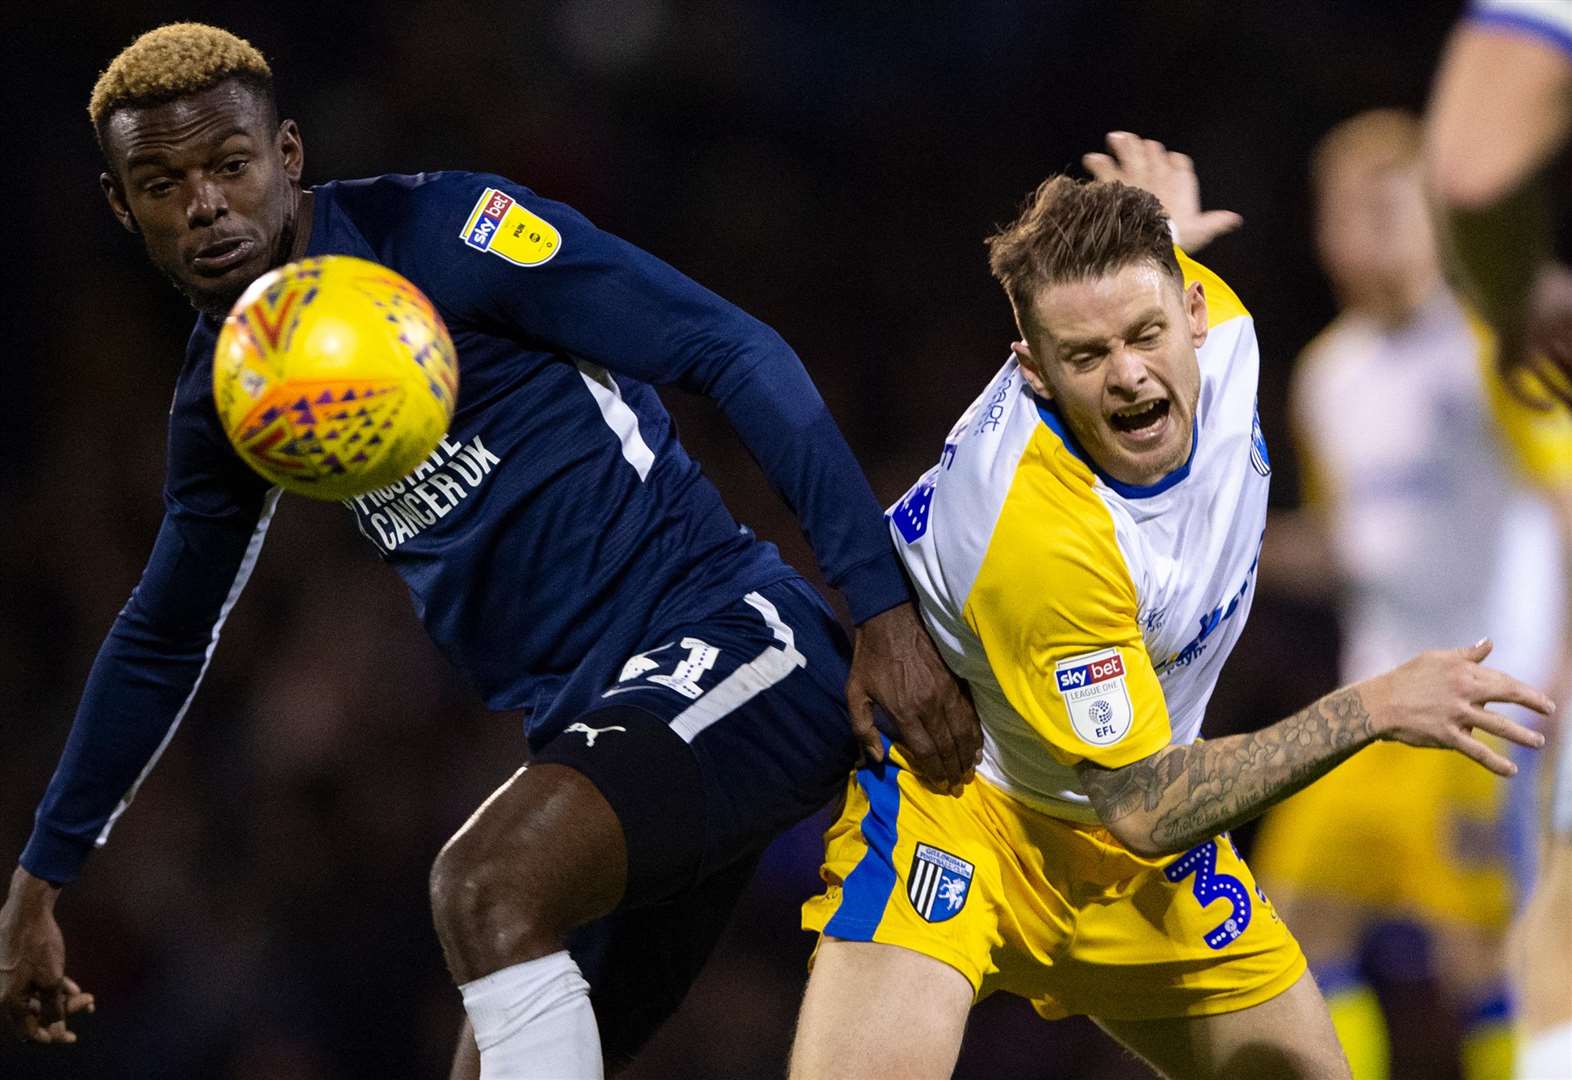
[1289,330,1338,511]
[961,430,1171,768]
[1176,248,1249,326]
[1469,310,1572,488]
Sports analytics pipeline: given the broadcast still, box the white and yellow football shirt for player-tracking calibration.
[890,252,1266,821]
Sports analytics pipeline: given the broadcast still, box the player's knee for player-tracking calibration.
[429,806,569,967]
[429,764,625,977]
[429,822,555,963]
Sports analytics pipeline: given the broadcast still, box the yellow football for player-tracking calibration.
[212,255,459,501]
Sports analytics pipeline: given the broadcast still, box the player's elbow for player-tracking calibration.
[1118,828,1172,860]
[1426,146,1516,214]
[1093,810,1168,859]
[1079,763,1172,858]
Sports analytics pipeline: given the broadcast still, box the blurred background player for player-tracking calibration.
[0,23,978,1079]
[1428,3,1572,1076]
[1252,107,1572,1080]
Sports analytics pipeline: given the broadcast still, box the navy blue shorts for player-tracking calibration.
[529,576,856,1065]
[531,575,856,901]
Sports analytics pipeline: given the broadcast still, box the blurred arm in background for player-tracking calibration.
[1427,1,1572,398]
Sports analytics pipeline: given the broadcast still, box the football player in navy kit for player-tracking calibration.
[0,23,978,1079]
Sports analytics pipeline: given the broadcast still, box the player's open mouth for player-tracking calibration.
[1108,399,1169,438]
[191,237,255,276]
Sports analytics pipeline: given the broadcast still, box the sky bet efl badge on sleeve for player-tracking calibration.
[460,188,560,267]
[1055,647,1134,746]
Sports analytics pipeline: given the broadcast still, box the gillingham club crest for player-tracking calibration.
[908,843,974,923]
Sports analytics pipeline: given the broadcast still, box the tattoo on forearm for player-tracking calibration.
[1079,687,1376,853]
[1076,747,1189,822]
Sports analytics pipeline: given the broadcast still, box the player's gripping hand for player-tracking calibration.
[1358,639,1552,776]
[1082,131,1243,252]
[846,601,980,795]
[0,866,93,1045]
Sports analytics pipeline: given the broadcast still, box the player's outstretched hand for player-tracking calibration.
[846,602,980,795]
[1083,131,1242,252]
[0,866,93,1045]
[1359,639,1552,776]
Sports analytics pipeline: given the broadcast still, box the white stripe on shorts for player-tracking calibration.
[668,590,807,743]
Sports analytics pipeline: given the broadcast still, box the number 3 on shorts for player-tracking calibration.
[1164,838,1253,950]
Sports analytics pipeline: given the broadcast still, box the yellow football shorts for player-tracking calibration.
[1251,742,1513,930]
[802,750,1306,1021]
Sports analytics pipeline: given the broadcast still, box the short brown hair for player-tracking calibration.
[89,23,273,145]
[986,176,1179,325]
[1310,108,1423,192]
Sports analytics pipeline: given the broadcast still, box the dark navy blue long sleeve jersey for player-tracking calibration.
[23,172,906,884]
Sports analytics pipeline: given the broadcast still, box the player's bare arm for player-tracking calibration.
[1428,24,1572,214]
[1078,640,1551,857]
[1428,22,1572,397]
[846,602,980,793]
[0,868,92,1045]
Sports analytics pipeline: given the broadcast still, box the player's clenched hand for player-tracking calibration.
[0,866,93,1045]
[1083,131,1243,252]
[846,601,980,794]
[1357,639,1551,776]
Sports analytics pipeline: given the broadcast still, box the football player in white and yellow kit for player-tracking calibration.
[790,137,1553,1080]
[1252,109,1572,1080]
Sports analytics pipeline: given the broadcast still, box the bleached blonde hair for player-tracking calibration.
[89,23,272,136]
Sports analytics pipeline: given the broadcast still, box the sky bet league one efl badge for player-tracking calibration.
[460,188,561,267]
[1055,647,1134,746]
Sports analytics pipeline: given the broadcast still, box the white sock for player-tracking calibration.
[1518,1020,1572,1079]
[461,951,604,1080]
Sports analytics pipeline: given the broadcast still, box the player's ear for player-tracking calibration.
[277,119,303,183]
[1012,340,1052,399]
[1185,279,1209,347]
[101,172,139,234]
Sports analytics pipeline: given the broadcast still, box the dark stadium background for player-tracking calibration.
[0,2,1500,1077]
